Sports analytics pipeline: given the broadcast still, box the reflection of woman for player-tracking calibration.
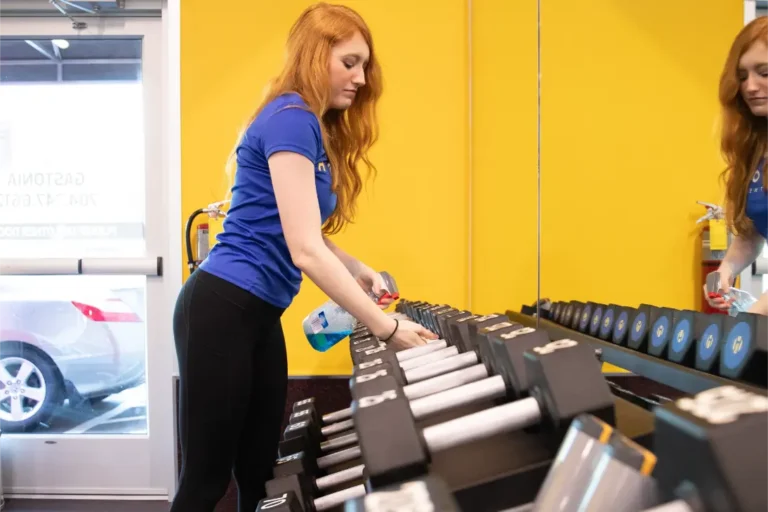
[706,16,768,315]
[170,4,435,512]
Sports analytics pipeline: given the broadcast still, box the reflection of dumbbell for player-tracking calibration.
[347,336,614,491]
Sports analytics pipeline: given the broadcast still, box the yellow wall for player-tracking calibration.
[181,0,469,375]
[539,2,743,311]
[470,1,539,315]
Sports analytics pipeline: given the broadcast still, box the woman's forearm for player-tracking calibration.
[324,236,364,277]
[748,292,768,315]
[297,243,394,338]
[721,233,765,275]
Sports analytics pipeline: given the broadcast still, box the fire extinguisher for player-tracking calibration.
[696,201,735,315]
[185,200,229,273]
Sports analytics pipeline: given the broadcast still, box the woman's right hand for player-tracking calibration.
[387,319,437,351]
[704,264,736,311]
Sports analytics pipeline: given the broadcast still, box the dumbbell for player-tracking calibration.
[530,413,658,511]
[346,334,614,492]
[640,384,767,512]
[530,384,767,512]
[551,298,768,386]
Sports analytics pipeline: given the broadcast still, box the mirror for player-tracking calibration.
[538,4,765,350]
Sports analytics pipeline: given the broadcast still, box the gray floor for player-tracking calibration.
[4,500,169,511]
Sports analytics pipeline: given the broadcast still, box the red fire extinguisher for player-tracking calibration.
[696,201,733,315]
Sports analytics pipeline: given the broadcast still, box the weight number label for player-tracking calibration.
[291,410,309,419]
[364,346,387,356]
[474,314,499,323]
[364,480,434,512]
[355,369,389,383]
[286,421,307,431]
[500,327,535,340]
[358,389,398,409]
[457,315,478,323]
[260,494,288,509]
[276,453,301,464]
[355,343,382,354]
[676,385,768,425]
[485,322,513,333]
[295,398,313,406]
[358,358,383,370]
[533,339,578,355]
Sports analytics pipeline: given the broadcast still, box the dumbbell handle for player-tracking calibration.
[322,418,354,437]
[353,338,446,366]
[409,375,507,420]
[421,396,541,452]
[395,339,448,362]
[642,501,691,512]
[317,445,361,469]
[398,346,459,371]
[403,363,489,400]
[320,363,491,431]
[314,463,365,491]
[320,432,358,452]
[405,350,479,383]
[314,483,366,511]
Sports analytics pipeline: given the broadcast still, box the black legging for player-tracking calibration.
[171,268,287,512]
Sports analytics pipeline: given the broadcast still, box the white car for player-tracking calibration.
[0,280,146,432]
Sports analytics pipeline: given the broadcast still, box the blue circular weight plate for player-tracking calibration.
[630,312,647,342]
[580,306,592,331]
[591,307,603,331]
[670,318,691,355]
[722,321,751,372]
[650,316,670,348]
[697,323,720,363]
[600,308,615,337]
[614,311,629,339]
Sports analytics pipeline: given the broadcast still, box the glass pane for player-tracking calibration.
[0,37,147,435]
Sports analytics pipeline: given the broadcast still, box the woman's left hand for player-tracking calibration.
[356,265,395,309]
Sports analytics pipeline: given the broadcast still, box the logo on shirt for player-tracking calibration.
[749,169,764,195]
[317,161,331,173]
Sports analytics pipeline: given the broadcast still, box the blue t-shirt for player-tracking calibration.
[746,158,767,241]
[200,93,338,308]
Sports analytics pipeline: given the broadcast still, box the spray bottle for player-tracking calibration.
[302,271,399,352]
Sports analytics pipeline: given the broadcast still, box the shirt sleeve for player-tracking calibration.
[260,106,320,163]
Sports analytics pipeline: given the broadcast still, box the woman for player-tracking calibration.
[171,4,436,511]
[706,16,768,316]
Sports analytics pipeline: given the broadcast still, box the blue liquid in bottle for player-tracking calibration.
[302,301,357,352]
[307,330,354,352]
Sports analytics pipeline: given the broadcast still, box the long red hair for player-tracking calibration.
[719,16,768,236]
[228,2,383,235]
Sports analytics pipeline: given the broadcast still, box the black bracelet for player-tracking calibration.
[380,319,399,342]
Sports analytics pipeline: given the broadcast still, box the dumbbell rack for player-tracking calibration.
[506,310,766,397]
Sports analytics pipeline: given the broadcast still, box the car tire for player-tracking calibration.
[0,342,64,433]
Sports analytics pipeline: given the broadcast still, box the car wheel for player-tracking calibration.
[0,343,64,433]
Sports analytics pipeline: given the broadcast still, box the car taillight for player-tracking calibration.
[72,299,141,323]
